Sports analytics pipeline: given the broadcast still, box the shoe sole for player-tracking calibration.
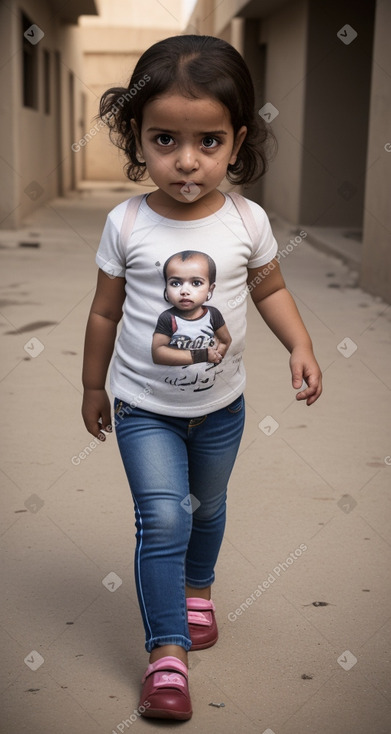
[190,633,218,651]
[141,707,192,720]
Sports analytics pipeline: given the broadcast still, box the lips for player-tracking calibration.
[180,299,193,305]
[178,181,202,201]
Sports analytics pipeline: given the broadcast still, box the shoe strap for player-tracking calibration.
[152,671,187,689]
[186,597,215,611]
[142,655,188,684]
[188,610,213,626]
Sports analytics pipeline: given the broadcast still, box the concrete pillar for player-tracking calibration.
[258,0,309,223]
[0,3,20,228]
[360,0,391,304]
[299,0,376,227]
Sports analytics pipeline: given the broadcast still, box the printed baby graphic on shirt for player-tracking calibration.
[152,251,232,391]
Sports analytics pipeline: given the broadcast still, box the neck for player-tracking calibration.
[174,305,206,320]
[147,190,225,220]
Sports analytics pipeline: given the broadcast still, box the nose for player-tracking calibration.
[176,144,199,173]
[180,281,190,295]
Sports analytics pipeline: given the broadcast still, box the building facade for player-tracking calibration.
[186,0,391,303]
[0,0,182,228]
[77,0,182,182]
[0,0,98,229]
[1,0,389,302]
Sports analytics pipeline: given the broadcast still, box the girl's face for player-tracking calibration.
[165,256,214,314]
[132,93,247,207]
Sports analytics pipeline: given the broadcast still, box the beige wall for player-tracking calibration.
[299,1,375,228]
[186,0,309,220]
[257,0,308,221]
[80,0,184,29]
[0,0,95,228]
[78,0,182,182]
[0,3,20,229]
[187,0,390,303]
[360,0,391,303]
[0,0,183,228]
[185,0,215,35]
[79,49,141,182]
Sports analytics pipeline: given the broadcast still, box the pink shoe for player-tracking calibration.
[187,597,218,650]
[139,656,192,720]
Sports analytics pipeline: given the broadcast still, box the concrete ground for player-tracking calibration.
[1,186,390,734]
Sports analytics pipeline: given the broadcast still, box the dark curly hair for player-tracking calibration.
[99,34,275,185]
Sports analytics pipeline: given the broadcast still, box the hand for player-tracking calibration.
[207,346,223,364]
[82,388,112,440]
[290,346,322,406]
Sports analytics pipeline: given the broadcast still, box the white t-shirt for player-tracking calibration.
[95,192,278,417]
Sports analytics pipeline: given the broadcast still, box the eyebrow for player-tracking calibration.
[146,127,228,136]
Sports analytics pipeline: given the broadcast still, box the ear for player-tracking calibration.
[207,283,216,300]
[131,118,145,162]
[229,125,247,166]
[164,287,170,303]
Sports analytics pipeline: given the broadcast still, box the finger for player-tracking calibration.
[291,367,304,389]
[96,428,106,441]
[101,410,113,432]
[85,421,106,440]
[96,417,108,440]
[296,385,315,401]
[296,376,322,405]
[294,377,308,399]
[307,375,323,405]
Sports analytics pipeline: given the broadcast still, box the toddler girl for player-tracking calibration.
[81,34,322,721]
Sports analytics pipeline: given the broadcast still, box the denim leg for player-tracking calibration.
[114,404,193,653]
[185,394,245,588]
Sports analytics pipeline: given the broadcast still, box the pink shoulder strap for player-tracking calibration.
[119,194,145,252]
[118,191,260,252]
[228,192,259,246]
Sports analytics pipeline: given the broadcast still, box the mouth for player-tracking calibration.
[173,181,201,187]
[179,299,193,306]
[175,181,202,201]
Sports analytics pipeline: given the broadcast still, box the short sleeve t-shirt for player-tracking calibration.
[95,192,278,417]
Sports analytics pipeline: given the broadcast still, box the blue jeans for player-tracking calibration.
[114,394,245,653]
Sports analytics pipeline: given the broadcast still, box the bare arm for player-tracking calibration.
[214,323,232,358]
[247,259,322,405]
[81,269,126,438]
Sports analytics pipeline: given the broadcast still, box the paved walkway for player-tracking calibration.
[1,187,390,734]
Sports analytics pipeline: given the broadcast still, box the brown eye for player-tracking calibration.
[202,137,219,149]
[156,134,174,146]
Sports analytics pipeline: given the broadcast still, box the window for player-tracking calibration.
[43,50,50,114]
[22,12,39,109]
